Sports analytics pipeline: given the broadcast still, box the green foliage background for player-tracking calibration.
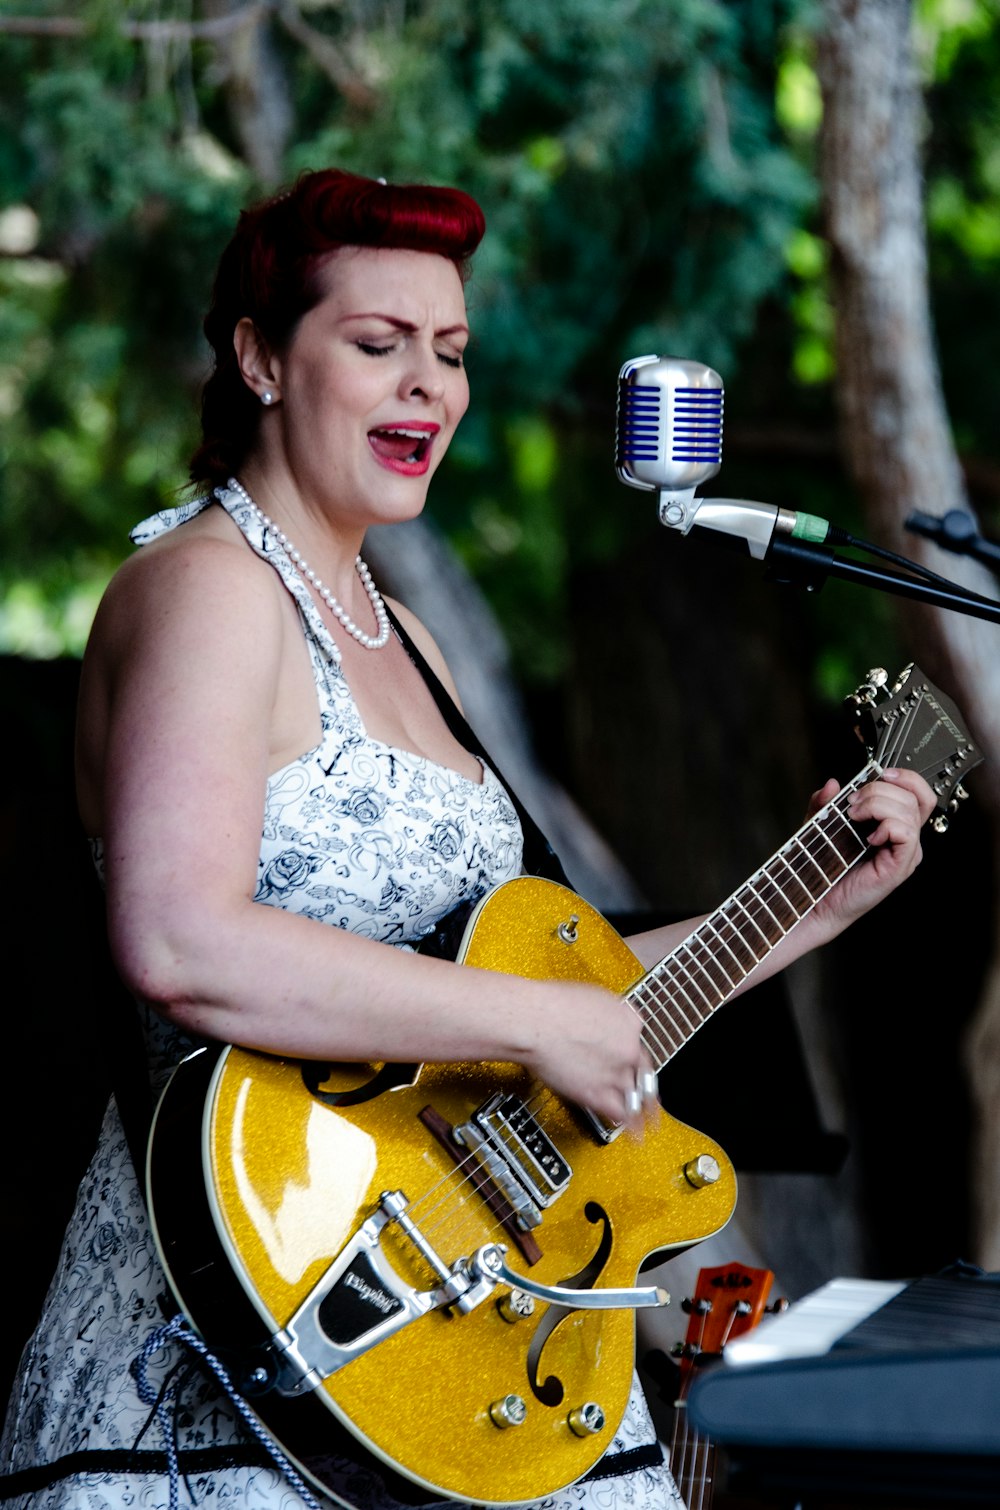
[2,0,998,688]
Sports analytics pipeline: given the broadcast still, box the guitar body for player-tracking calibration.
[148,877,736,1507]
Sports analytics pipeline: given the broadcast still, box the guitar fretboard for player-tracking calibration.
[632,766,875,1068]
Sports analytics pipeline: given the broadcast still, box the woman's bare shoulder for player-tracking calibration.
[94,507,282,655]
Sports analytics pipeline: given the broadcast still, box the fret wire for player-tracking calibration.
[625,772,877,1067]
[696,918,748,983]
[752,869,797,931]
[769,851,815,911]
[680,934,738,1001]
[632,980,685,1056]
[637,976,701,1063]
[806,806,856,875]
[803,804,853,867]
[728,888,782,951]
[653,964,704,1033]
[633,989,680,1060]
[663,955,716,1016]
[675,944,726,1009]
[649,1005,688,1060]
[821,805,868,867]
[788,834,829,896]
[712,908,759,973]
[639,1020,675,1063]
[636,1005,679,1063]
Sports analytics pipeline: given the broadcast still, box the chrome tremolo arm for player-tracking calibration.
[469,1245,669,1311]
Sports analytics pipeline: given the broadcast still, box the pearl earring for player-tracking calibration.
[261,390,275,406]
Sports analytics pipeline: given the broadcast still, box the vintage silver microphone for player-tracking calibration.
[616,355,835,559]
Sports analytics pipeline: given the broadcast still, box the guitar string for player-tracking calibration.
[675,1282,773,1510]
[671,1303,709,1510]
[412,765,885,1245]
[639,696,940,1064]
[631,781,864,1062]
[401,779,864,1238]
[381,722,930,1259]
[635,815,845,1061]
[392,1085,575,1252]
[630,775,872,1069]
[631,693,942,1094]
[399,783,871,1258]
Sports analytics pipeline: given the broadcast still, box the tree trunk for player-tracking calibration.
[817,0,1000,1264]
[200,0,292,184]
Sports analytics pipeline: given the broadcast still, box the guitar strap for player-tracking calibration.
[384,603,572,904]
[382,613,667,1484]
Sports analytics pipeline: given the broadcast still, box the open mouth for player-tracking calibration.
[367,427,435,466]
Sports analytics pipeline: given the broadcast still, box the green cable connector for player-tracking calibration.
[792,512,830,544]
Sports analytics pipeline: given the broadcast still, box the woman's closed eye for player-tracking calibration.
[355,339,464,368]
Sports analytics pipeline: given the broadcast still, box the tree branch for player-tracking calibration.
[0,6,270,41]
[274,3,377,111]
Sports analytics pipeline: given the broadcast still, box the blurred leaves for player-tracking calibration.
[2,0,998,678]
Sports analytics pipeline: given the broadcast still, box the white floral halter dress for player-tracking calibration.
[0,486,684,1510]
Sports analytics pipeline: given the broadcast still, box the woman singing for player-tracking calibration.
[1,169,933,1510]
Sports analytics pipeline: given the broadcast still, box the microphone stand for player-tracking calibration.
[906,509,1000,575]
[764,536,1000,625]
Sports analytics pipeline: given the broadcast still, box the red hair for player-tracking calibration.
[190,169,486,487]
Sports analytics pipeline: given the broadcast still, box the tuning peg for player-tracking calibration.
[932,814,950,835]
[889,664,914,695]
[766,1296,789,1314]
[846,667,888,713]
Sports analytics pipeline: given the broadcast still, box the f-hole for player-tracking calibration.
[526,1202,613,1405]
[301,1060,416,1107]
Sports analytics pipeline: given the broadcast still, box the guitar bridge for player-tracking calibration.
[454,1093,572,1224]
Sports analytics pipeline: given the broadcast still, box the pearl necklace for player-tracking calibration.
[227,477,391,650]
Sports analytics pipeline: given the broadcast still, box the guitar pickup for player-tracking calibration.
[455,1093,572,1222]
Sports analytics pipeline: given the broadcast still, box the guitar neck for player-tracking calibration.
[632,762,877,1069]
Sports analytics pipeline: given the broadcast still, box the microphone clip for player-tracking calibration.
[658,492,799,562]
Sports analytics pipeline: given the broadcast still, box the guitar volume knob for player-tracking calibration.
[568,1402,605,1436]
[684,1154,721,1188]
[489,1394,527,1429]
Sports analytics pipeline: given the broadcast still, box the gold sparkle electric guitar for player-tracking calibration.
[147,664,980,1508]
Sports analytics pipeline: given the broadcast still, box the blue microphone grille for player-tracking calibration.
[616,355,724,492]
[616,382,661,467]
[670,386,723,466]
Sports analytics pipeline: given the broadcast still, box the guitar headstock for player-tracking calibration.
[674,1263,776,1386]
[845,663,983,832]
